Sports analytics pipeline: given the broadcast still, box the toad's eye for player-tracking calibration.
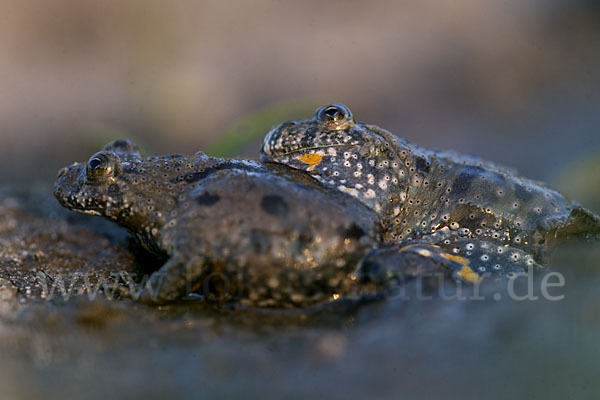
[86,152,119,181]
[315,104,354,129]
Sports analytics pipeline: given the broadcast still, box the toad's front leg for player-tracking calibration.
[119,253,208,304]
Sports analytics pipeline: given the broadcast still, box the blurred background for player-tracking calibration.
[1,0,599,211]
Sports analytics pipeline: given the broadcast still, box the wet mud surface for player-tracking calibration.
[0,185,599,400]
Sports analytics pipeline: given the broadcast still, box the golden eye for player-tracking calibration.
[315,104,354,129]
[86,152,119,181]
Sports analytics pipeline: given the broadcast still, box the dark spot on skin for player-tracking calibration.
[260,195,289,218]
[344,223,365,240]
[451,173,474,198]
[182,172,209,184]
[415,157,430,174]
[450,166,487,199]
[196,192,220,206]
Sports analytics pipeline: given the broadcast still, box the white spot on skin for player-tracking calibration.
[364,189,376,199]
[417,249,431,257]
[367,174,375,185]
[378,179,388,190]
[338,185,359,198]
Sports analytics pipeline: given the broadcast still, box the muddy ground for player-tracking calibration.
[0,184,598,400]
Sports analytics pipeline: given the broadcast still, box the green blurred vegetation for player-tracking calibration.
[207,99,323,157]
[555,152,600,213]
[78,100,324,159]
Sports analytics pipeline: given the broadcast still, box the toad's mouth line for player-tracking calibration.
[264,143,360,158]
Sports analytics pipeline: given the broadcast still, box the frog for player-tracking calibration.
[260,103,600,284]
[54,139,383,307]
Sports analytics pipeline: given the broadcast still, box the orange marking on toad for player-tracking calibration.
[457,265,483,283]
[298,153,324,171]
[441,253,470,266]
